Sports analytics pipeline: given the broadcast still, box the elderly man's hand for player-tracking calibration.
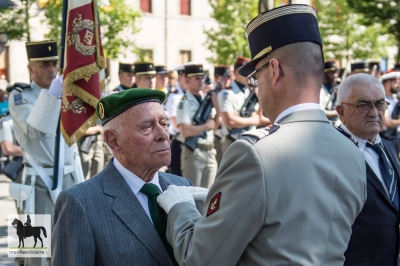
[48,75,63,99]
[157,185,195,213]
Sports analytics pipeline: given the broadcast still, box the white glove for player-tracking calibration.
[189,186,209,201]
[157,185,195,214]
[48,74,63,99]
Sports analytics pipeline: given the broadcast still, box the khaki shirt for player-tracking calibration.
[218,82,253,135]
[176,90,214,144]
[9,81,75,167]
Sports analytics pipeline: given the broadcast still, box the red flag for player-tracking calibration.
[61,0,105,146]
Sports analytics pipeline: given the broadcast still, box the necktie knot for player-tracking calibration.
[140,183,160,198]
[367,142,384,156]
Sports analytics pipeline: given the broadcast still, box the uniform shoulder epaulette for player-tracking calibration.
[240,124,280,145]
[7,82,31,93]
[181,95,187,100]
[335,126,358,147]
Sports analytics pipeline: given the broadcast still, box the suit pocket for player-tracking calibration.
[344,256,370,266]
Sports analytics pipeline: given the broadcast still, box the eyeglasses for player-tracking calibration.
[247,60,284,86]
[341,101,390,113]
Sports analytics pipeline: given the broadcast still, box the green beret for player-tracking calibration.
[96,88,166,125]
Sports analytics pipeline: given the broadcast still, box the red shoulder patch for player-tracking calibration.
[207,192,221,217]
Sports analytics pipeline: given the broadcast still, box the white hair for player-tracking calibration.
[337,73,385,105]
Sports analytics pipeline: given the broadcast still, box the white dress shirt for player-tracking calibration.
[113,158,163,222]
[341,124,389,196]
[275,103,322,123]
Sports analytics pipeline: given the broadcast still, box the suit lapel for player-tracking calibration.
[365,163,392,207]
[382,139,400,185]
[159,173,172,191]
[102,162,172,265]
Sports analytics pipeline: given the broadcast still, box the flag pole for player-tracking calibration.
[52,0,68,190]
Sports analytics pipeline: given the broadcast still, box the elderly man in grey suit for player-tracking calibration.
[51,89,193,265]
[157,5,367,266]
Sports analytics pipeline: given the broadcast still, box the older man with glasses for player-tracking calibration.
[336,73,400,266]
[156,5,367,265]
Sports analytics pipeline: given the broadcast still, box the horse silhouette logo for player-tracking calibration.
[11,215,47,248]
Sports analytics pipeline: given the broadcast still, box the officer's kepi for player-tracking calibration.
[238,4,322,77]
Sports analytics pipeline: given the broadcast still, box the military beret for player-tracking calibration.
[238,4,322,77]
[351,62,369,72]
[26,40,59,62]
[234,57,250,68]
[96,88,166,125]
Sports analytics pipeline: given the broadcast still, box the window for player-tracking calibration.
[137,49,153,62]
[180,0,191,16]
[179,50,191,64]
[140,0,152,13]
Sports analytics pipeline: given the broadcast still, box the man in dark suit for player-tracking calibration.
[51,89,194,265]
[336,73,400,266]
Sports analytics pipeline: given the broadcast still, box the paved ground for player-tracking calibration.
[0,174,19,266]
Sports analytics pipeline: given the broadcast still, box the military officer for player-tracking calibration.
[380,72,400,148]
[320,61,339,120]
[177,64,220,188]
[113,62,135,92]
[213,65,231,165]
[134,62,156,89]
[219,59,268,154]
[9,40,81,266]
[155,65,169,95]
[164,64,188,175]
[157,5,366,265]
[350,62,369,75]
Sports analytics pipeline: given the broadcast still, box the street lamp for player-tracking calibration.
[0,33,8,55]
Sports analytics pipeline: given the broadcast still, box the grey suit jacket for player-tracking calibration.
[51,159,192,266]
[167,109,367,266]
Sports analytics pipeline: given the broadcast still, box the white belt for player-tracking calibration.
[24,164,75,176]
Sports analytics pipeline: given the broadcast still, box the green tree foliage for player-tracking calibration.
[315,0,394,62]
[346,0,400,61]
[204,0,258,65]
[0,0,39,41]
[43,0,141,59]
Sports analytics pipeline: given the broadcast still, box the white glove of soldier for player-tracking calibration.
[189,186,209,201]
[48,74,63,99]
[157,185,195,214]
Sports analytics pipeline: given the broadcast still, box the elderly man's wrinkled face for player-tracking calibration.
[338,84,385,141]
[120,102,170,170]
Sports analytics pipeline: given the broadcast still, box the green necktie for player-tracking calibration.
[140,183,178,266]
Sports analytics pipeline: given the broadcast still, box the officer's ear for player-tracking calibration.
[103,129,122,154]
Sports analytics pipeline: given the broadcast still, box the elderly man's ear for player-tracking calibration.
[336,105,344,119]
[103,130,123,154]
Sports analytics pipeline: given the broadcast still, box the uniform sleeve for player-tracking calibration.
[52,190,95,266]
[166,139,266,266]
[0,120,14,143]
[26,90,61,135]
[9,91,46,140]
[176,98,192,125]
[166,94,179,118]
[221,90,235,113]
